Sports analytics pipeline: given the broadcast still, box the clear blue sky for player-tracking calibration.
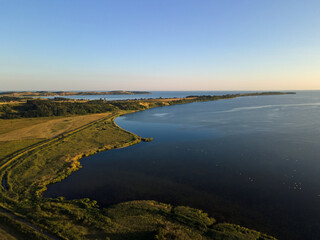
[0,0,319,91]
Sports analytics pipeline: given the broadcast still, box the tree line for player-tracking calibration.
[0,99,148,118]
[0,92,295,119]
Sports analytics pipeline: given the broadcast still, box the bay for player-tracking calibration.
[45,91,320,240]
[45,90,253,100]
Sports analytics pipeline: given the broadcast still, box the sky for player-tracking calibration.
[0,0,319,91]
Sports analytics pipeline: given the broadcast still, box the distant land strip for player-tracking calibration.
[0,91,296,118]
[0,90,151,97]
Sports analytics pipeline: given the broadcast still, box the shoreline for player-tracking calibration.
[2,92,296,200]
[0,93,290,239]
[37,111,144,198]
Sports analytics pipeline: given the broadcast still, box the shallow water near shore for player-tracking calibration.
[45,91,320,240]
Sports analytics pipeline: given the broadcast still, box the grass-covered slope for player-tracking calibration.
[104,200,276,240]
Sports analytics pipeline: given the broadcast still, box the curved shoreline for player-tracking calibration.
[0,93,290,239]
[38,111,144,198]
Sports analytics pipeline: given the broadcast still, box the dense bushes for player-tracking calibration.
[0,96,23,102]
[0,104,17,118]
[0,98,153,118]
[1,99,118,118]
[0,92,295,119]
[108,100,147,110]
[172,206,215,232]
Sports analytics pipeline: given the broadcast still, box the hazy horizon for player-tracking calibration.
[1,89,318,92]
[1,1,319,91]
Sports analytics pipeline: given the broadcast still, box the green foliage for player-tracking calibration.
[109,100,147,110]
[0,104,16,119]
[208,223,277,240]
[154,225,197,240]
[0,96,22,102]
[2,99,116,118]
[172,206,215,232]
[141,137,153,142]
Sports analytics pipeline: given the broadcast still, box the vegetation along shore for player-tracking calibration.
[0,91,151,98]
[0,92,294,239]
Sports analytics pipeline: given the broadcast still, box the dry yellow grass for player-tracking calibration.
[0,113,111,141]
[0,117,54,135]
[0,102,21,105]
[148,98,183,102]
[139,102,150,108]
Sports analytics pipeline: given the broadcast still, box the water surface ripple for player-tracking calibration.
[45,91,320,240]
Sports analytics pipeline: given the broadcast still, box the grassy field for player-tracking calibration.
[0,96,280,240]
[0,113,111,141]
[0,113,112,161]
[0,139,43,161]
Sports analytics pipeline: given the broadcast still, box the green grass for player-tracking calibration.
[8,114,139,198]
[0,139,43,160]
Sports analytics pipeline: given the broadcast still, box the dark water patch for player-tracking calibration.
[45,91,320,240]
[2,173,8,190]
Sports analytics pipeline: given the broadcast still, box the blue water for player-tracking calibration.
[46,90,254,100]
[45,91,320,240]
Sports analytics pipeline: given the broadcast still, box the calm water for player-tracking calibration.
[46,90,253,100]
[45,91,320,240]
